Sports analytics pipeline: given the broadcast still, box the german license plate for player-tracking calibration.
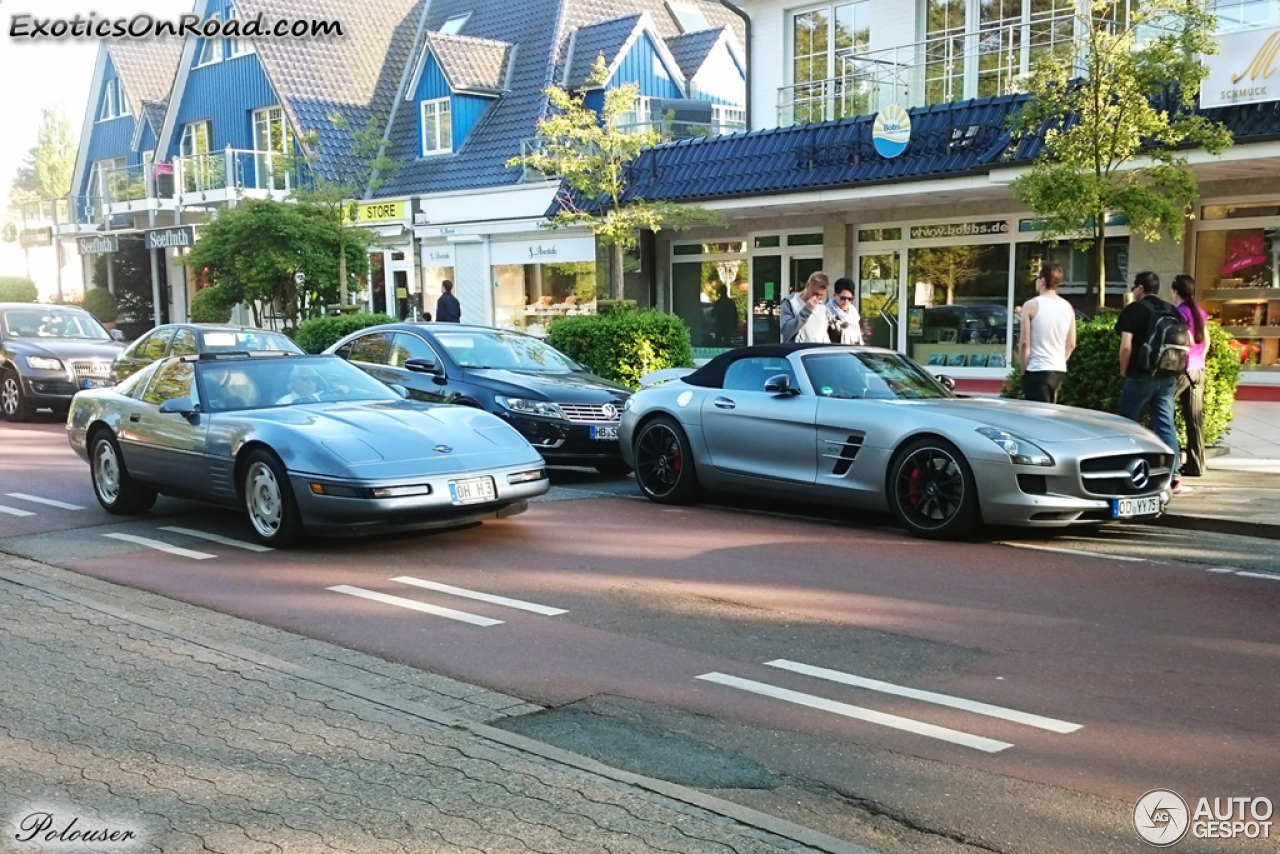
[590,424,619,441]
[1112,496,1162,518]
[81,378,113,389]
[448,476,496,505]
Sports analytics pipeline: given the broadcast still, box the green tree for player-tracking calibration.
[910,245,980,306]
[289,112,399,308]
[92,237,166,323]
[185,199,367,332]
[8,106,77,212]
[509,56,722,300]
[1009,0,1232,309]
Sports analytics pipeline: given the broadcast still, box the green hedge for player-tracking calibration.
[294,312,397,354]
[1000,314,1242,446]
[189,285,237,323]
[547,309,693,389]
[0,276,38,302]
[81,287,119,324]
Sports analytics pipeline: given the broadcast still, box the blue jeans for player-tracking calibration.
[1119,375,1179,473]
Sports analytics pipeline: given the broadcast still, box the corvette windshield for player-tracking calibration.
[197,356,399,412]
[3,309,111,341]
[433,330,579,373]
[802,351,954,400]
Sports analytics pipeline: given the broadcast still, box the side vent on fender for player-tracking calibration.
[822,433,865,476]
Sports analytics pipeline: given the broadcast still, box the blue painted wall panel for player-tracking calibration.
[452,95,490,150]
[164,53,277,160]
[80,54,137,197]
[610,34,681,100]
[413,54,451,101]
[413,52,492,154]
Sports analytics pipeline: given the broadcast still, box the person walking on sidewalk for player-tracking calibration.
[1117,271,1183,493]
[436,280,461,323]
[1018,262,1076,403]
[780,271,830,343]
[1172,274,1209,478]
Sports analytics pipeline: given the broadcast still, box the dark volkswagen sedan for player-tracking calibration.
[114,323,302,381]
[1,302,124,421]
[326,323,631,473]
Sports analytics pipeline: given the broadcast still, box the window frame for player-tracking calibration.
[226,6,256,57]
[420,97,453,156]
[97,79,117,122]
[180,120,213,157]
[195,13,224,67]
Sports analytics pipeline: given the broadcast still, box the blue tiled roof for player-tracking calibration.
[664,27,725,79]
[563,14,644,89]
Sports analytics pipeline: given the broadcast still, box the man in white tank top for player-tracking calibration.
[1018,262,1076,403]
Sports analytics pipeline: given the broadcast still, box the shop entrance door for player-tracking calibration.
[750,254,824,344]
[857,251,901,350]
[387,249,414,321]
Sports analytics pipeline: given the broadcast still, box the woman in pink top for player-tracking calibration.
[1172,275,1209,478]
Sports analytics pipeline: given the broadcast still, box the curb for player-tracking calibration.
[1154,512,1280,542]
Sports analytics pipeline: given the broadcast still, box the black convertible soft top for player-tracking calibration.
[681,344,829,389]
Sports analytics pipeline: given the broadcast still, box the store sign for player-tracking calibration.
[1203,28,1280,108]
[909,221,1009,240]
[490,235,596,266]
[352,201,406,223]
[872,104,911,158]
[77,235,119,255]
[421,244,455,266]
[19,228,52,248]
[144,226,194,250]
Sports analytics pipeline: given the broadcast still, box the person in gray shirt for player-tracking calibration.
[779,272,830,343]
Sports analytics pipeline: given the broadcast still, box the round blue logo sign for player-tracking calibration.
[872,105,911,159]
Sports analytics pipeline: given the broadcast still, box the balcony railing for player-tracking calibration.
[778,11,1130,126]
[174,148,299,196]
[615,117,748,139]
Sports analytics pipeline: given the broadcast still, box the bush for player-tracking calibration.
[189,285,237,323]
[80,287,119,324]
[547,309,693,389]
[1000,314,1242,446]
[0,276,38,302]
[294,312,397,354]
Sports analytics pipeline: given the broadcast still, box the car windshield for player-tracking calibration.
[433,330,579,373]
[197,356,400,412]
[802,351,954,400]
[200,329,303,354]
[3,309,111,341]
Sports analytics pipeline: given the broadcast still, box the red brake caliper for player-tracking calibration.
[906,466,922,507]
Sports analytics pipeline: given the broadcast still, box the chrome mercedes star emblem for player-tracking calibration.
[433,444,452,454]
[602,403,618,421]
[1129,459,1150,490]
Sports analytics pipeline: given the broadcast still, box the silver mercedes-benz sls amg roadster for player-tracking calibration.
[620,345,1175,539]
[67,352,550,546]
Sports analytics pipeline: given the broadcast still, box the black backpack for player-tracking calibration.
[1137,298,1191,377]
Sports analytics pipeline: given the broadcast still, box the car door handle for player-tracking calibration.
[713,397,736,410]
[129,414,141,422]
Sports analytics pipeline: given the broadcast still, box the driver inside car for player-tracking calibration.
[275,365,324,404]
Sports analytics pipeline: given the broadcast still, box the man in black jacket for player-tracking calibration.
[1117,271,1180,492]
[436,280,461,323]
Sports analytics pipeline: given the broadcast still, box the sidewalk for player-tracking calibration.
[0,554,871,854]
[1160,400,1280,539]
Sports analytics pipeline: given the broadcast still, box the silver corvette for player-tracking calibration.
[619,345,1174,539]
[67,353,550,546]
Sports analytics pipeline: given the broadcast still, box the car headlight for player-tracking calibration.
[976,427,1054,466]
[622,396,634,412]
[25,356,63,371]
[494,395,567,420]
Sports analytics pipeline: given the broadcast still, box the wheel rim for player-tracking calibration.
[635,424,684,498]
[92,439,121,504]
[1,377,18,415]
[245,461,283,537]
[894,447,965,530]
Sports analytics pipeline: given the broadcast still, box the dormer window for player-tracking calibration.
[97,80,117,121]
[227,7,255,58]
[421,98,452,155]
[196,14,223,66]
[440,13,470,35]
[667,1,709,33]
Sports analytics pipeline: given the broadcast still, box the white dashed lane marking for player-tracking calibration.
[1234,571,1280,582]
[764,659,1082,733]
[159,526,273,552]
[998,542,1146,562]
[696,672,1014,753]
[390,576,567,615]
[102,533,216,560]
[327,585,504,627]
[0,505,36,517]
[7,493,87,511]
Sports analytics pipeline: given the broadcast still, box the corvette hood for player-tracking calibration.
[907,398,1156,443]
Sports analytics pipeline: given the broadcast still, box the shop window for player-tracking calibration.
[858,227,901,242]
[1202,203,1280,221]
[787,233,823,246]
[1014,237,1128,318]
[907,244,1010,369]
[754,235,781,248]
[493,262,598,335]
[1195,227,1280,368]
[673,258,748,357]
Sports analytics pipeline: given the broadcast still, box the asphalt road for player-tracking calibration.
[2,418,1277,854]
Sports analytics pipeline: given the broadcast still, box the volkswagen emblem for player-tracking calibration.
[433,444,452,454]
[602,403,619,421]
[1129,459,1151,491]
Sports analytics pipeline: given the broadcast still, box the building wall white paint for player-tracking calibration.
[691,47,747,106]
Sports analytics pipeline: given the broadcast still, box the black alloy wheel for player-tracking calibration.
[888,437,980,539]
[633,415,699,505]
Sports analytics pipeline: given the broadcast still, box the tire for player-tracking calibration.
[241,448,302,547]
[594,460,632,478]
[1,369,32,422]
[888,437,981,540]
[632,415,700,505]
[89,430,157,514]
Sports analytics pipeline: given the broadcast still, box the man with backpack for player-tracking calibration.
[1117,271,1191,494]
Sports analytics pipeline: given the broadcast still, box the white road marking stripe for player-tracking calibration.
[1206,567,1239,574]
[160,526,273,552]
[696,672,1013,753]
[102,533,216,560]
[390,576,567,615]
[999,542,1145,562]
[765,659,1081,734]
[1234,571,1280,582]
[0,505,36,517]
[327,585,503,627]
[7,493,86,511]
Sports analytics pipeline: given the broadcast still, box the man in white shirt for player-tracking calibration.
[780,271,831,343]
[1018,262,1076,403]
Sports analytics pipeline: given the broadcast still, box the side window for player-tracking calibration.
[141,360,195,406]
[348,333,393,366]
[137,328,175,360]
[722,357,797,393]
[390,333,437,367]
[170,328,198,356]
[334,341,354,359]
[803,353,868,399]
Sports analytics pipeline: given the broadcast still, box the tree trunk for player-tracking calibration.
[338,240,349,308]
[612,241,624,301]
[1096,218,1107,311]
